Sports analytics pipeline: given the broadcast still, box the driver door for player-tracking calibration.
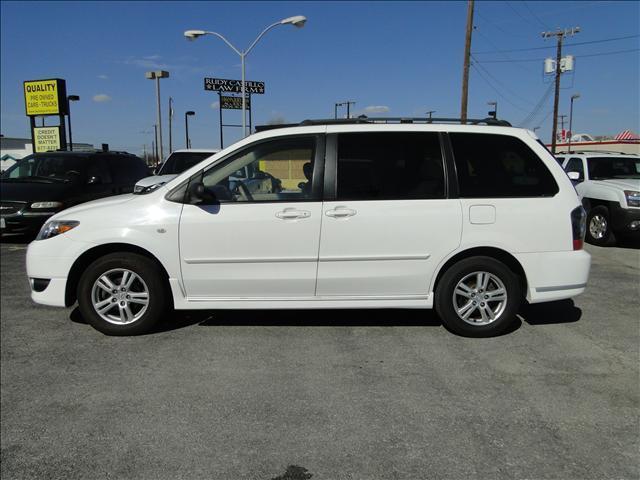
[178,133,325,298]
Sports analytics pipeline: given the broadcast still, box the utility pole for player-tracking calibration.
[460,0,475,123]
[558,114,567,131]
[345,101,355,119]
[334,102,342,119]
[168,97,174,154]
[542,27,580,153]
[426,110,435,122]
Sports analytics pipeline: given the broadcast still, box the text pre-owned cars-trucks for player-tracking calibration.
[557,152,640,245]
[1,151,150,236]
[26,118,591,337]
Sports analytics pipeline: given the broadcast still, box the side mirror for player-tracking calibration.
[188,181,206,203]
[87,175,102,185]
[567,171,580,181]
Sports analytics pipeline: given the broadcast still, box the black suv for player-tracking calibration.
[1,150,150,236]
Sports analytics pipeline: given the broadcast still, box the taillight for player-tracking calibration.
[571,206,586,250]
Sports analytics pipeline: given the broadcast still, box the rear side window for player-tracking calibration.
[108,155,150,184]
[450,133,558,198]
[336,132,445,201]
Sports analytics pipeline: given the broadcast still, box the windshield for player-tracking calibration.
[1,154,88,183]
[587,157,640,180]
[158,152,213,175]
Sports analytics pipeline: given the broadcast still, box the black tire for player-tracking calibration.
[77,252,169,335]
[435,256,522,337]
[585,205,615,246]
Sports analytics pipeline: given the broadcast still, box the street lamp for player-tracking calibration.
[185,111,195,148]
[67,95,80,151]
[487,101,498,119]
[568,93,580,152]
[184,15,307,137]
[145,70,170,161]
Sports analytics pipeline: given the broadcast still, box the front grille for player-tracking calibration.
[0,201,27,216]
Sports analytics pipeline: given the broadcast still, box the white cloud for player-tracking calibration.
[93,94,111,103]
[363,105,390,114]
[210,101,219,109]
[97,74,108,80]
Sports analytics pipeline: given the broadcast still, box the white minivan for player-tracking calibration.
[26,118,591,337]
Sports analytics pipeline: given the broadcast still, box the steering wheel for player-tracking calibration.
[234,180,254,201]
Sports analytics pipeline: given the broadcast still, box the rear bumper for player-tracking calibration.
[515,249,591,304]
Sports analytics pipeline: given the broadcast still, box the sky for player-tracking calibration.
[1,0,639,156]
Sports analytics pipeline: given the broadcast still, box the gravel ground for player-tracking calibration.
[1,239,638,480]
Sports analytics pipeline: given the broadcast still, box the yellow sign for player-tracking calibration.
[33,127,62,153]
[24,79,66,116]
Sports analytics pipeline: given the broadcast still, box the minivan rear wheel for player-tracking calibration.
[435,256,522,337]
[77,253,169,335]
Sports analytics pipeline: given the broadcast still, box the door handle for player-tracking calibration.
[325,207,357,218]
[275,209,311,220]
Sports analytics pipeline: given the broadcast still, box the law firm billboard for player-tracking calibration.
[204,78,265,94]
[24,79,68,116]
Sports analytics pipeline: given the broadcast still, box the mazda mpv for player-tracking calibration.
[26,117,591,337]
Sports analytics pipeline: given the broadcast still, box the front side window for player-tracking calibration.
[197,136,317,203]
[1,154,87,184]
[565,158,584,181]
[587,157,640,180]
[450,133,559,198]
[336,132,445,201]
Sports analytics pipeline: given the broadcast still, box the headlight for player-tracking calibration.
[30,201,64,209]
[624,190,640,208]
[36,220,80,241]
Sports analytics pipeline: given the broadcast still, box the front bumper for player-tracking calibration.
[1,211,57,236]
[610,204,640,234]
[26,234,91,307]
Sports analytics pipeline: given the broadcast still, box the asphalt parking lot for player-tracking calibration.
[1,239,638,480]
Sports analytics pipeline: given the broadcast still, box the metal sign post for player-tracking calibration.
[205,78,263,148]
[23,78,68,152]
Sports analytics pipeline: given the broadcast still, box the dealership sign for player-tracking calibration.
[204,78,265,94]
[33,126,62,152]
[23,79,68,116]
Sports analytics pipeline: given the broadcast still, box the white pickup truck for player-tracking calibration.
[557,152,640,245]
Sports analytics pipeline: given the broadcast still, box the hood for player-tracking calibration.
[50,193,137,220]
[593,178,640,191]
[134,174,178,192]
[0,181,73,203]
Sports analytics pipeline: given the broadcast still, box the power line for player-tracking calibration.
[519,82,555,127]
[470,63,530,112]
[474,47,640,63]
[506,1,541,30]
[522,1,550,30]
[471,55,535,106]
[473,33,639,54]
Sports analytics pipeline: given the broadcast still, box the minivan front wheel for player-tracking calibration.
[78,253,168,335]
[435,256,522,337]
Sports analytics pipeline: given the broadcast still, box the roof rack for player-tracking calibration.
[557,150,632,155]
[255,115,511,132]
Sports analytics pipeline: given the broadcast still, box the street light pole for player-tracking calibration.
[145,70,170,161]
[67,95,80,151]
[185,111,195,149]
[568,93,580,152]
[169,97,174,154]
[185,15,307,138]
[487,101,497,119]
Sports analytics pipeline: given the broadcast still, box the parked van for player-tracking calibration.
[26,118,590,336]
